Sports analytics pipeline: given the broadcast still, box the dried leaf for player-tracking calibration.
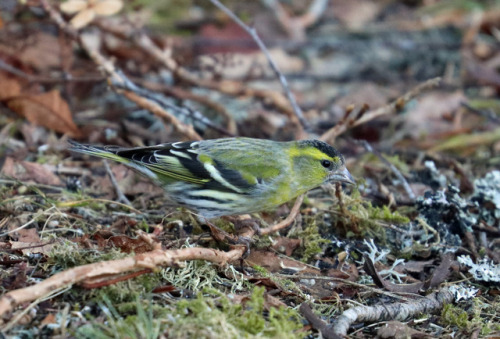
[17,228,40,243]
[10,241,56,255]
[108,235,154,254]
[18,32,63,71]
[404,91,466,138]
[60,0,88,14]
[377,321,431,339]
[271,237,301,256]
[70,8,96,29]
[40,314,57,326]
[0,74,21,100]
[363,255,424,294]
[92,0,123,16]
[6,90,82,137]
[426,253,454,289]
[1,157,63,186]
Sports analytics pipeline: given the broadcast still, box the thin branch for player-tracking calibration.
[0,245,248,317]
[112,72,231,137]
[259,194,304,235]
[39,0,203,141]
[320,77,442,143]
[0,59,104,84]
[99,23,304,134]
[358,140,416,201]
[300,303,342,339]
[209,0,310,131]
[103,160,132,206]
[331,287,455,337]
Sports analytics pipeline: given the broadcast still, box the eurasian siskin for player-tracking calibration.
[69,138,354,218]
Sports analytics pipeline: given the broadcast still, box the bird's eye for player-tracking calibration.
[321,160,332,169]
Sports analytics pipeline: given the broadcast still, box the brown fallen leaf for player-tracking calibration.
[18,32,63,71]
[0,73,22,100]
[364,255,424,294]
[40,314,57,327]
[377,321,431,339]
[2,262,28,290]
[17,228,41,243]
[108,235,155,254]
[1,157,63,186]
[246,250,318,274]
[10,241,56,255]
[271,237,301,256]
[5,90,82,137]
[404,91,466,139]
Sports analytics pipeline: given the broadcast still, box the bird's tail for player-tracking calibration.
[68,140,130,165]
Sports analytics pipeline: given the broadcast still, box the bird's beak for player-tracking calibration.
[329,167,355,185]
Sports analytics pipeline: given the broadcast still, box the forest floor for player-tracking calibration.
[1,1,500,338]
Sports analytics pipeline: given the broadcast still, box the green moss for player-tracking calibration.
[291,220,329,262]
[369,205,410,224]
[324,187,411,242]
[250,266,305,299]
[78,287,306,339]
[77,296,163,339]
[441,304,469,329]
[440,299,500,335]
[169,287,305,338]
[213,217,235,233]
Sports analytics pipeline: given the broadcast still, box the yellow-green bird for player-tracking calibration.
[69,138,354,218]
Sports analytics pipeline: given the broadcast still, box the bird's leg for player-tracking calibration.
[197,216,254,259]
[223,215,262,235]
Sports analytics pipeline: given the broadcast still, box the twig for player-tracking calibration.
[461,102,500,124]
[112,72,231,137]
[79,39,203,141]
[331,287,455,337]
[0,244,249,318]
[299,303,342,339]
[358,140,416,201]
[209,0,310,131]
[103,160,132,206]
[0,59,104,84]
[39,0,203,141]
[320,77,442,143]
[263,0,328,41]
[1,286,71,332]
[133,78,237,135]
[0,206,56,237]
[121,91,202,141]
[334,182,347,214]
[259,194,304,235]
[99,24,304,134]
[276,274,412,301]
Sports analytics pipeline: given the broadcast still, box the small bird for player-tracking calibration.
[69,138,354,219]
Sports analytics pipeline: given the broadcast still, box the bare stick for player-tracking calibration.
[320,77,442,143]
[100,25,304,133]
[259,194,304,235]
[0,245,247,318]
[331,287,454,336]
[39,0,203,141]
[300,303,342,339]
[209,0,310,131]
[358,140,416,201]
[103,160,132,206]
